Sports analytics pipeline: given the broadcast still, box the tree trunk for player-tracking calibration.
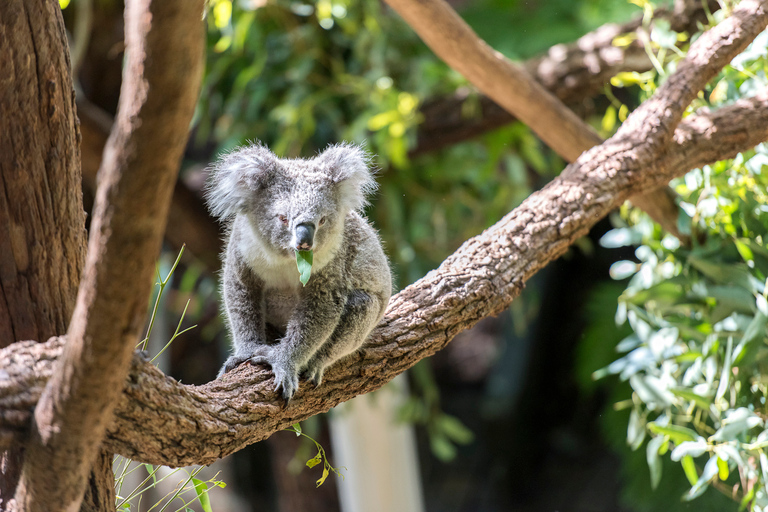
[0,0,86,506]
[13,0,205,508]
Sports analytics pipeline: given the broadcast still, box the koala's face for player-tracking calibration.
[250,161,345,259]
[207,142,375,260]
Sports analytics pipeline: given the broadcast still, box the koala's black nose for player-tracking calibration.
[295,222,315,250]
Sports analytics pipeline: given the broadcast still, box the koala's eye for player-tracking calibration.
[278,214,288,225]
[319,217,327,226]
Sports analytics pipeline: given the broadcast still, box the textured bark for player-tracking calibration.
[80,450,117,512]
[0,0,765,487]
[0,0,86,348]
[412,0,718,155]
[0,0,87,505]
[2,92,767,467]
[13,0,205,509]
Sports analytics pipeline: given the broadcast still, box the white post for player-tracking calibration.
[329,374,426,512]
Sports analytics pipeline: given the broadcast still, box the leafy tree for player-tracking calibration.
[1,0,768,511]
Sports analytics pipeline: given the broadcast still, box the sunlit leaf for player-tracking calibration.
[192,478,213,512]
[681,455,699,486]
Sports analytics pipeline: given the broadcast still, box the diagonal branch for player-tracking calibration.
[3,94,767,467]
[412,0,719,154]
[14,0,205,509]
[382,0,761,242]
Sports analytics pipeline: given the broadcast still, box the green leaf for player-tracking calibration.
[647,423,699,444]
[438,414,474,445]
[670,388,711,409]
[681,455,699,486]
[716,456,729,481]
[306,452,323,469]
[192,478,213,512]
[296,250,313,286]
[627,408,646,450]
[739,484,756,511]
[429,433,458,462]
[316,465,330,488]
[646,435,665,489]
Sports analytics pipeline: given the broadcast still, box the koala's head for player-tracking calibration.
[206,142,376,258]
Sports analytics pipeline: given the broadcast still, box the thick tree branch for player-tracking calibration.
[385,0,603,162]
[77,99,224,271]
[3,93,767,466]
[14,0,205,509]
[1,0,765,477]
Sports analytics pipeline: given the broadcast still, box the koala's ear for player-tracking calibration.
[316,143,376,212]
[205,142,278,220]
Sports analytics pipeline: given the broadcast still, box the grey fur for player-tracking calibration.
[206,142,392,401]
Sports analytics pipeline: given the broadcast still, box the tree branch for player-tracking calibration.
[14,0,205,509]
[412,0,718,154]
[383,0,738,241]
[3,91,767,466]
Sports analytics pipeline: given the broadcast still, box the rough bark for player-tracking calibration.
[13,0,205,509]
[0,0,87,505]
[2,90,767,467]
[0,0,86,348]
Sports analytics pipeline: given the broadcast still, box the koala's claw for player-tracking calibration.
[303,364,325,388]
[267,361,300,404]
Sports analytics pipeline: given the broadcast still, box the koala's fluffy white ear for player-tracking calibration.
[205,142,278,220]
[316,143,376,213]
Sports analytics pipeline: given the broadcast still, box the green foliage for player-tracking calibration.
[599,143,768,507]
[199,0,450,161]
[140,245,196,357]
[285,422,345,487]
[461,0,638,59]
[589,12,768,508]
[114,457,225,511]
[398,361,474,461]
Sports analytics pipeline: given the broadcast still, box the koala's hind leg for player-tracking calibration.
[303,290,384,386]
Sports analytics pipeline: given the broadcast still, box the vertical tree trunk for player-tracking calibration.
[0,0,87,506]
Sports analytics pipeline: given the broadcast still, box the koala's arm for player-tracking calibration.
[260,277,346,399]
[218,247,267,377]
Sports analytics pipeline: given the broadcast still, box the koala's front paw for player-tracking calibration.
[270,359,300,403]
[303,359,326,388]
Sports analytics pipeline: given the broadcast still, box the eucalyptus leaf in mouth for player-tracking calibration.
[296,250,313,286]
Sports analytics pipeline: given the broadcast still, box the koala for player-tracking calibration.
[206,142,392,402]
